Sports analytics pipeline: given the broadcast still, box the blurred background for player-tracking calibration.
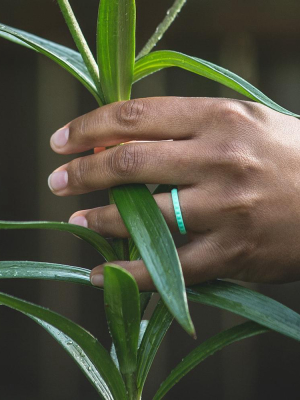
[1,0,300,399]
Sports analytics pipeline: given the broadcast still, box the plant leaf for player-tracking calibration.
[32,316,113,399]
[0,291,127,400]
[0,23,101,104]
[3,261,300,342]
[97,0,136,103]
[104,264,140,375]
[112,184,195,336]
[0,260,92,285]
[134,50,299,118]
[153,322,268,399]
[137,299,173,395]
[187,280,300,341]
[0,220,117,261]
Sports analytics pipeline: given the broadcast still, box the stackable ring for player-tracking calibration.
[171,188,187,235]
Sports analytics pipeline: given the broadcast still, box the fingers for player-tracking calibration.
[50,97,211,154]
[90,238,225,291]
[48,141,205,195]
[69,192,184,237]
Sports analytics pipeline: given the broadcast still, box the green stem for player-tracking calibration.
[56,0,104,104]
[123,372,139,400]
[136,0,187,60]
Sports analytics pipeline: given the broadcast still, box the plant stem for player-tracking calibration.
[123,372,139,400]
[56,0,104,104]
[136,0,187,60]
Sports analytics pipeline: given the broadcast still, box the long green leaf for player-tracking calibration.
[134,50,299,118]
[137,300,173,395]
[3,262,300,342]
[187,280,300,341]
[0,220,117,261]
[0,23,102,104]
[0,260,91,285]
[97,0,136,103]
[104,265,140,374]
[104,264,140,398]
[153,322,268,399]
[112,184,195,336]
[32,317,113,399]
[0,291,127,400]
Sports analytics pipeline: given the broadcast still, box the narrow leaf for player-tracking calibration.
[97,0,136,103]
[0,291,127,400]
[56,0,102,97]
[137,0,187,59]
[0,220,117,261]
[3,261,300,343]
[187,280,300,341]
[104,264,140,375]
[32,317,113,399]
[137,300,173,394]
[134,50,299,118]
[153,322,268,399]
[112,184,195,336]
[0,261,91,286]
[0,24,101,104]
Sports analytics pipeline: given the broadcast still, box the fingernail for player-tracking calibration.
[51,127,69,148]
[91,274,104,287]
[48,170,68,191]
[69,215,88,228]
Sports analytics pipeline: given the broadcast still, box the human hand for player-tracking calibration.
[49,97,300,289]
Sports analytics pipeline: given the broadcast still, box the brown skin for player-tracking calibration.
[48,97,300,290]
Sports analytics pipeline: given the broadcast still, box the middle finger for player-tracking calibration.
[48,140,205,195]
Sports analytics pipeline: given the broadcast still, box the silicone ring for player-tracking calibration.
[171,188,187,235]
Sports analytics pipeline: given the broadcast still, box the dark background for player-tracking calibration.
[1,0,300,399]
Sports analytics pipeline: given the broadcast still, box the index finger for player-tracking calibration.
[50,97,209,154]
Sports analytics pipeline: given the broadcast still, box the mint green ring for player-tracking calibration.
[171,188,187,235]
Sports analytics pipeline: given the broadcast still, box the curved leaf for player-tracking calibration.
[134,50,299,118]
[0,220,117,261]
[112,184,195,336]
[0,261,91,285]
[187,280,300,341]
[137,299,173,395]
[97,0,136,103]
[0,291,127,400]
[153,322,268,399]
[0,23,101,104]
[32,317,113,399]
[3,261,300,343]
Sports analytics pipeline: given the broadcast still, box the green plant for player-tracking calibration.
[0,0,300,399]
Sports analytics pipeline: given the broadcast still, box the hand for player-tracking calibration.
[49,97,300,290]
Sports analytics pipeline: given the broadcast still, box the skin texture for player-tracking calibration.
[48,97,300,290]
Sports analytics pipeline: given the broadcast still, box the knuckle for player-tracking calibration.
[116,99,147,129]
[69,157,92,190]
[213,139,261,179]
[215,99,253,126]
[109,144,145,177]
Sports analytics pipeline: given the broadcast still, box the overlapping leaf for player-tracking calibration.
[0,24,101,103]
[97,0,136,103]
[137,300,173,395]
[153,322,268,399]
[0,291,127,400]
[112,184,195,336]
[0,220,117,261]
[187,280,300,341]
[104,264,140,376]
[134,50,300,118]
